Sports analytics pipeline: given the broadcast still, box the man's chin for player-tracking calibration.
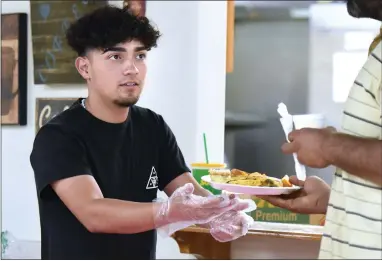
[114,97,140,107]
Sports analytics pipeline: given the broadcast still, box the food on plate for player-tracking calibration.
[209,169,232,183]
[281,175,293,187]
[228,178,282,187]
[248,172,266,179]
[230,168,250,181]
[208,168,292,188]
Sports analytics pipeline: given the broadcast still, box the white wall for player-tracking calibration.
[1,1,227,255]
[1,1,88,242]
[139,1,227,164]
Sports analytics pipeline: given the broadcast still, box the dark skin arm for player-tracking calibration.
[323,133,382,185]
[259,128,382,215]
[283,128,382,186]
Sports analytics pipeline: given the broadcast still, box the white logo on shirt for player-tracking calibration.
[146,166,158,189]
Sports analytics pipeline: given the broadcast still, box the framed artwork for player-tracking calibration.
[123,0,146,17]
[226,0,235,73]
[35,98,77,133]
[1,13,28,125]
[30,0,107,84]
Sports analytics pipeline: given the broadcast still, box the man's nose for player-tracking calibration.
[123,61,139,75]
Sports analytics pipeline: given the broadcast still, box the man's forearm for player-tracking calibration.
[193,184,214,197]
[323,132,382,185]
[164,172,214,198]
[82,199,167,234]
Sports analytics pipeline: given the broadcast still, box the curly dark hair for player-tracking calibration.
[66,5,161,56]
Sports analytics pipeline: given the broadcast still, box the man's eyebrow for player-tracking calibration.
[135,46,148,52]
[102,47,126,53]
[102,46,147,54]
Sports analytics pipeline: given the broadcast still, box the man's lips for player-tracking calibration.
[119,81,138,87]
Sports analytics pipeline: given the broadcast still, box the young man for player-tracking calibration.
[260,0,382,259]
[30,6,251,260]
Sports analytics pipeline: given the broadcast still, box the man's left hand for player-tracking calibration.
[199,200,253,242]
[207,210,253,242]
[282,127,336,168]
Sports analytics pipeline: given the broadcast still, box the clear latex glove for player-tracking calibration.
[154,183,240,237]
[208,201,255,242]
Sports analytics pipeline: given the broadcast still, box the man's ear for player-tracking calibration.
[75,56,90,81]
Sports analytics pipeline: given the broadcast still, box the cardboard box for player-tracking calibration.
[241,194,325,226]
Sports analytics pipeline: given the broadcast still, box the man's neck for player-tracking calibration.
[85,96,129,124]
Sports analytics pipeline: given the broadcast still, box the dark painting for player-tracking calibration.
[35,98,76,133]
[30,0,107,84]
[124,0,146,17]
[1,13,28,126]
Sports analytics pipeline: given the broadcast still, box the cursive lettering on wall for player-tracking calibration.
[38,104,52,129]
[38,104,71,129]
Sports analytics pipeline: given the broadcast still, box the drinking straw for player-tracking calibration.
[203,132,209,164]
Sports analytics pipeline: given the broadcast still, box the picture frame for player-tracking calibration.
[123,0,146,17]
[1,13,28,125]
[35,98,77,133]
[30,0,107,84]
[226,1,235,73]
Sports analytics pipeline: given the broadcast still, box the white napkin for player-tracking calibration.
[277,103,306,181]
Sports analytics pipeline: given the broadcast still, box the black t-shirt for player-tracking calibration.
[30,99,190,260]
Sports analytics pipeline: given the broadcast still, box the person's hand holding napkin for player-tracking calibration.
[282,127,337,168]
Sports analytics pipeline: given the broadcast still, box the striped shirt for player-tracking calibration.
[318,41,382,259]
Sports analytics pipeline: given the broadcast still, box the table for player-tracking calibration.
[172,223,323,259]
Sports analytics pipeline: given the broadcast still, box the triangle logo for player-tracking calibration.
[146,166,159,189]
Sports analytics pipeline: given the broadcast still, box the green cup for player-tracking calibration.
[191,163,227,195]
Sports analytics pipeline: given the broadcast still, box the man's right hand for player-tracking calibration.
[257,176,330,214]
[154,183,244,227]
